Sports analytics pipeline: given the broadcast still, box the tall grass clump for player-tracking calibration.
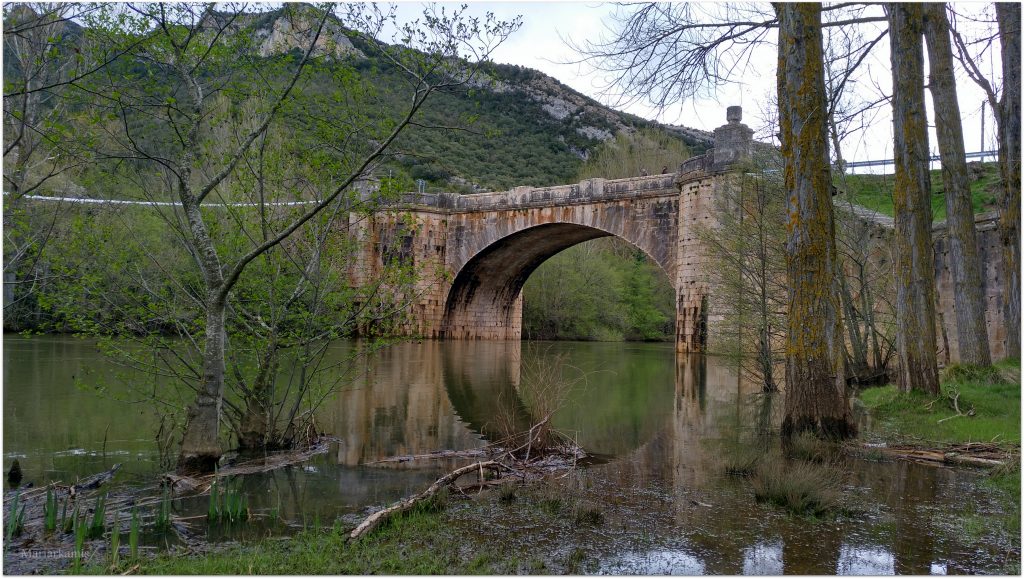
[720,442,766,476]
[750,459,842,517]
[941,363,1005,385]
[785,432,840,463]
[63,504,78,534]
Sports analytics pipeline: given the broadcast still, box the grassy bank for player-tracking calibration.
[838,162,1001,219]
[857,358,1020,567]
[91,504,473,575]
[858,358,1020,447]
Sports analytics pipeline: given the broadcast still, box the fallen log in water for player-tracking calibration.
[72,463,122,494]
[853,442,1014,468]
[347,461,504,543]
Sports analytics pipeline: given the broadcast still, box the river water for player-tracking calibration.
[3,336,1019,573]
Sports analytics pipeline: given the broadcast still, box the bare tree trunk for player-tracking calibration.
[923,3,992,367]
[997,3,1021,359]
[176,141,229,473]
[888,3,940,394]
[776,3,855,440]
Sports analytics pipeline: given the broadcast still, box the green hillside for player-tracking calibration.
[836,162,1002,220]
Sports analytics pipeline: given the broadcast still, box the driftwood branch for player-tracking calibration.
[347,461,503,543]
[937,387,976,423]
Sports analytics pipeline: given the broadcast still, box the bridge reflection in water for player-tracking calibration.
[3,336,1009,572]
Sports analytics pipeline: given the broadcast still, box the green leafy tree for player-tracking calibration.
[698,160,787,392]
[51,2,518,473]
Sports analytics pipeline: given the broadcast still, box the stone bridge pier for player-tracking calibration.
[348,108,754,352]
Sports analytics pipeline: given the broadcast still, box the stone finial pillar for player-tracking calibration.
[711,105,754,170]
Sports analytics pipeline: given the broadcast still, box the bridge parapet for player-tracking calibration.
[387,173,680,213]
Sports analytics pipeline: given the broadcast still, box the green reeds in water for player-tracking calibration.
[87,494,107,539]
[109,509,121,568]
[208,480,219,520]
[207,480,249,524]
[72,512,88,573]
[5,489,26,541]
[43,488,59,533]
[223,488,248,522]
[128,508,140,560]
[154,487,172,530]
[750,459,842,517]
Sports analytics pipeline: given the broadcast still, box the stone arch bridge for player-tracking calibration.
[347,107,1009,361]
[347,107,755,353]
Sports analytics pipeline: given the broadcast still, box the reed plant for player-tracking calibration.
[87,494,107,539]
[208,481,249,523]
[128,508,140,560]
[43,488,59,532]
[5,490,26,541]
[109,509,121,568]
[72,512,88,573]
[785,432,840,463]
[64,504,78,533]
[154,487,172,530]
[208,480,219,521]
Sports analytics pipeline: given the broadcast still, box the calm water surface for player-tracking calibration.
[3,336,1018,573]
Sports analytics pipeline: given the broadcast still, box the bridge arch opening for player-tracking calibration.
[440,222,674,341]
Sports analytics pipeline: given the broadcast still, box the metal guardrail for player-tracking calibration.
[844,150,998,172]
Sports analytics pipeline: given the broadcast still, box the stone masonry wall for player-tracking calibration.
[933,212,1008,362]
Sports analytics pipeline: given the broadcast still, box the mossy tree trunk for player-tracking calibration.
[888,3,940,395]
[775,3,855,440]
[922,3,992,367]
[996,3,1021,359]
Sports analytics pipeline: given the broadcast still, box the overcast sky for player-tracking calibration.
[395,1,1004,166]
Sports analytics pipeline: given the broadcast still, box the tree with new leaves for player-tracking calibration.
[922,3,991,368]
[698,158,787,393]
[69,2,519,473]
[888,3,940,395]
[2,3,98,323]
[775,2,855,440]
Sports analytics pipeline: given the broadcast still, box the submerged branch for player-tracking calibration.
[347,461,505,543]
